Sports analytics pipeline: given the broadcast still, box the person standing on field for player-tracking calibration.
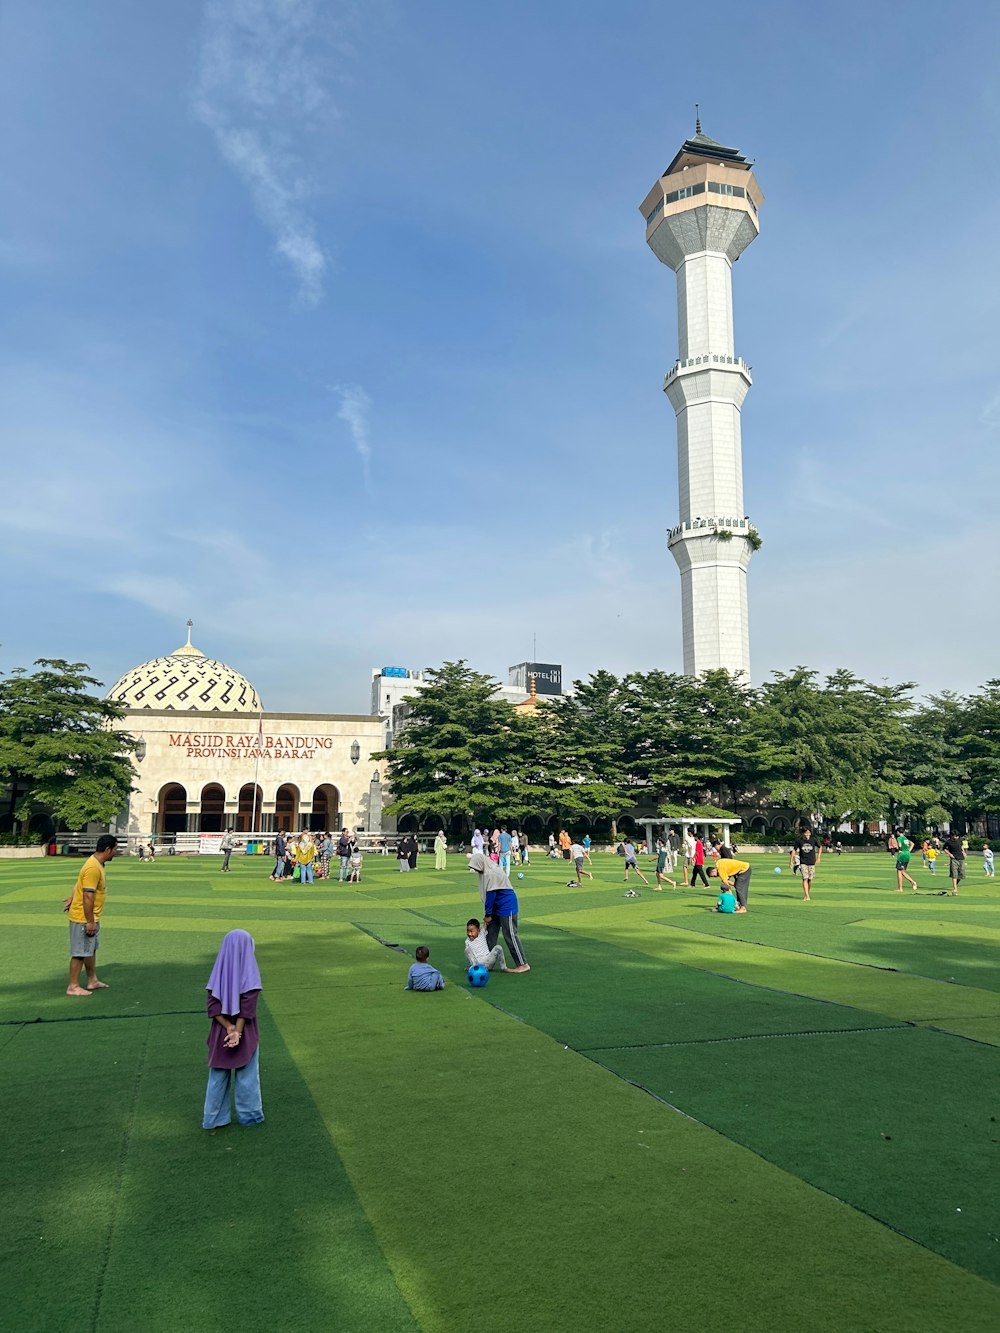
[220,830,235,873]
[791,828,820,901]
[944,830,966,896]
[64,835,118,996]
[434,830,447,870]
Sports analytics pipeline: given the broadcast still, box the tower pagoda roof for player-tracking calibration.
[663,126,749,177]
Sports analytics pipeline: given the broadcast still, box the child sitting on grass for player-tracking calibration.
[714,888,737,913]
[464,918,508,971]
[405,946,445,991]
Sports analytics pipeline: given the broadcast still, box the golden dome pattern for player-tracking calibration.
[107,623,262,713]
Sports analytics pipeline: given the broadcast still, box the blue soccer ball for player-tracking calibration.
[467,964,489,988]
[517,872,524,879]
[773,866,782,874]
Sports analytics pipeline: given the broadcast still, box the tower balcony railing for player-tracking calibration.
[664,354,752,389]
[667,516,751,543]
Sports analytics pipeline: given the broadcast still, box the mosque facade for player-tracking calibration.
[107,627,385,840]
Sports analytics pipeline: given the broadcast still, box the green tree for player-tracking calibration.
[375,661,530,825]
[0,659,139,832]
[960,681,1000,818]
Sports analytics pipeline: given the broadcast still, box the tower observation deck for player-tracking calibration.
[640,123,763,679]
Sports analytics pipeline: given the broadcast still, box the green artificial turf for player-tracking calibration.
[2,850,1000,1331]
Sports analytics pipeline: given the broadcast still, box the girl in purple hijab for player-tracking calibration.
[202,929,264,1131]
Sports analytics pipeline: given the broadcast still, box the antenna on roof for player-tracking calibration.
[185,618,193,647]
[695,103,701,135]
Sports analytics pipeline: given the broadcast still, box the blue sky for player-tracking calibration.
[2,0,999,713]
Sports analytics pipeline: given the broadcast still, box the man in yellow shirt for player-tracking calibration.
[64,835,118,996]
[708,849,751,913]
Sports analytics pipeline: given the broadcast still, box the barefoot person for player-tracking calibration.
[708,848,752,913]
[791,827,820,901]
[467,852,530,972]
[654,838,678,891]
[63,834,118,996]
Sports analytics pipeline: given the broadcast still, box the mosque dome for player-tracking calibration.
[106,623,262,713]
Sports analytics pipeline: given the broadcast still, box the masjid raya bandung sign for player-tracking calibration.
[169,733,337,760]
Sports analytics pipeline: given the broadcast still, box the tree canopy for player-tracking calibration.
[377,659,1000,835]
[0,659,139,832]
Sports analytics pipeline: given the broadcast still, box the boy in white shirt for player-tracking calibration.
[984,846,995,878]
[567,842,594,886]
[464,918,508,971]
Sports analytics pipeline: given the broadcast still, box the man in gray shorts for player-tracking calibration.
[64,835,118,996]
[944,831,966,897]
[791,828,821,901]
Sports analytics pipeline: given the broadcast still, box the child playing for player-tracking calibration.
[714,888,737,913]
[926,845,938,874]
[405,946,445,990]
[707,850,752,913]
[348,848,363,883]
[654,838,679,891]
[622,841,649,886]
[984,846,995,878]
[464,918,507,971]
[567,841,594,887]
[202,929,264,1132]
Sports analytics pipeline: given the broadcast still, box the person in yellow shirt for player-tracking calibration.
[708,849,751,913]
[63,835,118,996]
[295,832,317,885]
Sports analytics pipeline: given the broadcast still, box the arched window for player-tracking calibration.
[310,784,340,833]
[158,783,187,835]
[274,784,299,833]
[200,783,226,833]
[238,784,263,833]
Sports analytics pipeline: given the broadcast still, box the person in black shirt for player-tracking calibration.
[790,828,820,901]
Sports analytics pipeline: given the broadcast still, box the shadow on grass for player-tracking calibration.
[0,951,417,1333]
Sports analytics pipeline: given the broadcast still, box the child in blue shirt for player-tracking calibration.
[405,946,445,991]
[715,889,737,914]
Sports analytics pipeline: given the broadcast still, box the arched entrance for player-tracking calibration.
[237,784,263,833]
[397,813,418,834]
[200,783,226,833]
[310,784,339,833]
[275,783,299,833]
[158,783,187,835]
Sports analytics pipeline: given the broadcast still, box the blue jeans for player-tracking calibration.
[339,855,350,881]
[300,863,314,883]
[203,1048,263,1128]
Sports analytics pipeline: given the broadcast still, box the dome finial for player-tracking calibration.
[185,618,193,648]
[695,103,701,135]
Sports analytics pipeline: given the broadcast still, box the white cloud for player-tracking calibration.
[333,383,373,486]
[192,0,343,305]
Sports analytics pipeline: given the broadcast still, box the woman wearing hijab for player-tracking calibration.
[467,852,530,972]
[404,834,419,870]
[202,929,264,1131]
[434,830,447,870]
[471,829,484,855]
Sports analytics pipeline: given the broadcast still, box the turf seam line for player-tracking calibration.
[0,1008,205,1027]
[351,923,409,954]
[922,1024,1000,1048]
[579,1022,914,1053]
[90,1017,150,1333]
[658,920,983,992]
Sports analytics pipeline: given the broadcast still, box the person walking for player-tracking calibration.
[622,840,649,886]
[220,830,235,873]
[63,834,118,997]
[944,830,966,896]
[467,852,530,972]
[689,836,710,888]
[894,829,918,893]
[434,829,447,870]
[791,828,820,901]
[202,929,264,1132]
[984,845,995,878]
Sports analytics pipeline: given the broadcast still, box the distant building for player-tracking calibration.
[508,662,562,696]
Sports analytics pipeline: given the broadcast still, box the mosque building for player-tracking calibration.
[107,624,385,840]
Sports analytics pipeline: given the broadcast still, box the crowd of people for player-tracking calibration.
[268,829,363,884]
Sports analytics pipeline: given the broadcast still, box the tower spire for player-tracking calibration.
[695,103,701,134]
[185,618,193,648]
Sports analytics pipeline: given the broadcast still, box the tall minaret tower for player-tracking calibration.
[640,120,763,678]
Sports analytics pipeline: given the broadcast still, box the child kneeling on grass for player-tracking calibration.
[465,918,507,971]
[405,946,445,991]
[203,929,264,1132]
